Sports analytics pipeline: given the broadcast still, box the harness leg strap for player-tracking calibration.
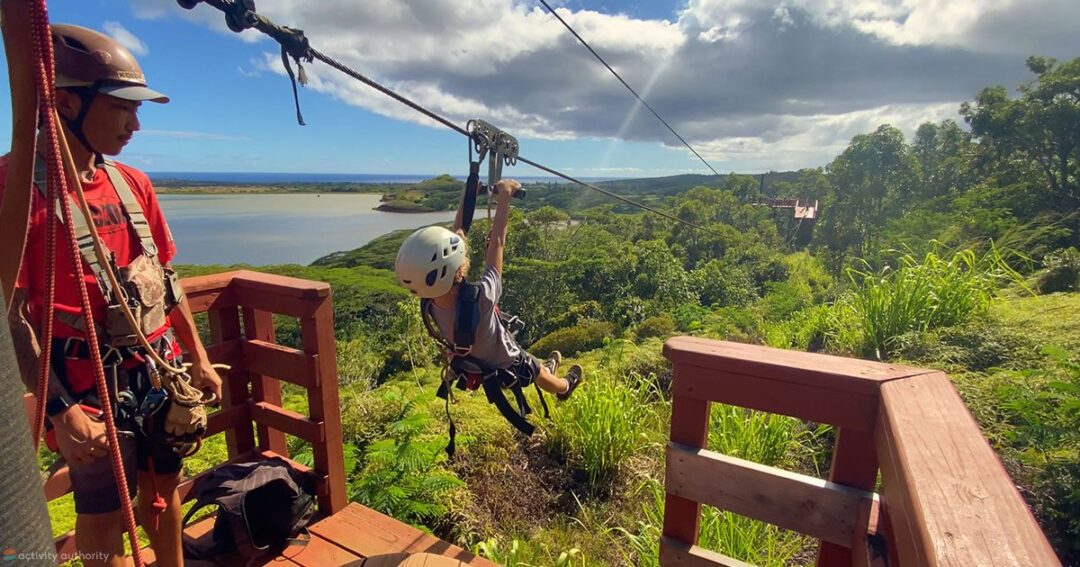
[481,379,534,436]
[444,395,456,459]
[510,383,531,417]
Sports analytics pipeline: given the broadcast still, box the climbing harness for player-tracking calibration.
[31,155,185,345]
[420,285,548,459]
[33,144,223,456]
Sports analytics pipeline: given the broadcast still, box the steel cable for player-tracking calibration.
[536,0,723,178]
[188,0,702,230]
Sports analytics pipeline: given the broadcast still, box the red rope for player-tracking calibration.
[29,0,56,455]
[28,3,144,565]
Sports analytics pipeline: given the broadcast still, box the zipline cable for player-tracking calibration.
[536,0,724,178]
[183,0,702,230]
[316,45,700,228]
[516,156,695,227]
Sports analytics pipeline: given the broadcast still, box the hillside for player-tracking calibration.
[43,55,1080,566]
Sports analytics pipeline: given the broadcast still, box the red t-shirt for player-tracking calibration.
[0,155,178,341]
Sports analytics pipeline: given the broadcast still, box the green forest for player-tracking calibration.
[46,57,1080,565]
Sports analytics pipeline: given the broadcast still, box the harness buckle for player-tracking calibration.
[62,337,82,360]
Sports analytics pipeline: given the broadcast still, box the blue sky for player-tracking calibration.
[2,0,1076,177]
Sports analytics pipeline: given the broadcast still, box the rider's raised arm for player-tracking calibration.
[485,179,520,275]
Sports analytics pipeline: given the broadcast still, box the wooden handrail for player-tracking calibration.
[660,336,1059,567]
[23,270,348,555]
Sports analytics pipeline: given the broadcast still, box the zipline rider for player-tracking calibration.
[2,25,222,567]
[395,178,584,452]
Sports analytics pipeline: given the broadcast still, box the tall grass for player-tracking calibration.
[473,537,583,567]
[708,404,824,469]
[549,371,657,483]
[849,245,1022,359]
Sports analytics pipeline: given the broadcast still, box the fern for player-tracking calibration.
[348,393,463,526]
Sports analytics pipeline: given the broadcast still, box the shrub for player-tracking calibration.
[765,304,839,353]
[1036,247,1080,293]
[759,280,814,321]
[548,300,603,330]
[671,303,713,332]
[336,334,385,388]
[691,259,758,308]
[782,251,836,303]
[703,306,767,344]
[474,537,582,567]
[634,315,676,341]
[530,321,615,358]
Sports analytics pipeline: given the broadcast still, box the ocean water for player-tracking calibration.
[160,193,455,266]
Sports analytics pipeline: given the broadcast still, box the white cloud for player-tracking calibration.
[692,102,961,171]
[103,21,148,56]
[127,0,1068,172]
[682,0,1080,55]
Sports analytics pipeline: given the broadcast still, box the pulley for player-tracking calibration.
[468,119,524,198]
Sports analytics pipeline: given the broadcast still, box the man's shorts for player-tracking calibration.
[54,350,185,515]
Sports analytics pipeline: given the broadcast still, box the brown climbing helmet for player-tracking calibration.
[52,23,168,103]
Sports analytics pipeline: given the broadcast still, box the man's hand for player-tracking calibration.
[494,179,521,203]
[188,361,223,404]
[52,406,109,466]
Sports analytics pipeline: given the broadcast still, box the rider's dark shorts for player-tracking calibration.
[52,346,184,515]
[510,353,542,386]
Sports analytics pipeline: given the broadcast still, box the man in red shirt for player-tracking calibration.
[4,25,221,567]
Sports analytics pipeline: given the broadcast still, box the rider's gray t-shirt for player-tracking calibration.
[430,265,520,369]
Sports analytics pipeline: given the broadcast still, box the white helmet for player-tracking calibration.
[395,226,466,298]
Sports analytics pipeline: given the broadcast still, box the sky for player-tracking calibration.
[1,0,1077,177]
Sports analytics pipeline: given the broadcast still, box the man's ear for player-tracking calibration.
[54,89,83,120]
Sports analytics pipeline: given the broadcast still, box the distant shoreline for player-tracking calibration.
[156,186,386,195]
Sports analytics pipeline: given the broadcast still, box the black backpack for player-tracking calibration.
[182,457,316,562]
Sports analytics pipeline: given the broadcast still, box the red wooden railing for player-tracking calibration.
[23,270,347,556]
[660,336,1060,567]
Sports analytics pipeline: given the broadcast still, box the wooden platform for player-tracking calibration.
[139,502,497,566]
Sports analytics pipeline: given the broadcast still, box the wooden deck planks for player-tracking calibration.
[308,503,498,566]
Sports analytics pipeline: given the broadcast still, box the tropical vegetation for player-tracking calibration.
[43,56,1079,565]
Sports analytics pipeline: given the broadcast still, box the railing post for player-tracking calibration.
[207,304,255,457]
[301,295,347,514]
[661,363,711,559]
[817,428,879,566]
[243,307,288,456]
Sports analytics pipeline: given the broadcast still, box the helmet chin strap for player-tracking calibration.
[59,86,101,157]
